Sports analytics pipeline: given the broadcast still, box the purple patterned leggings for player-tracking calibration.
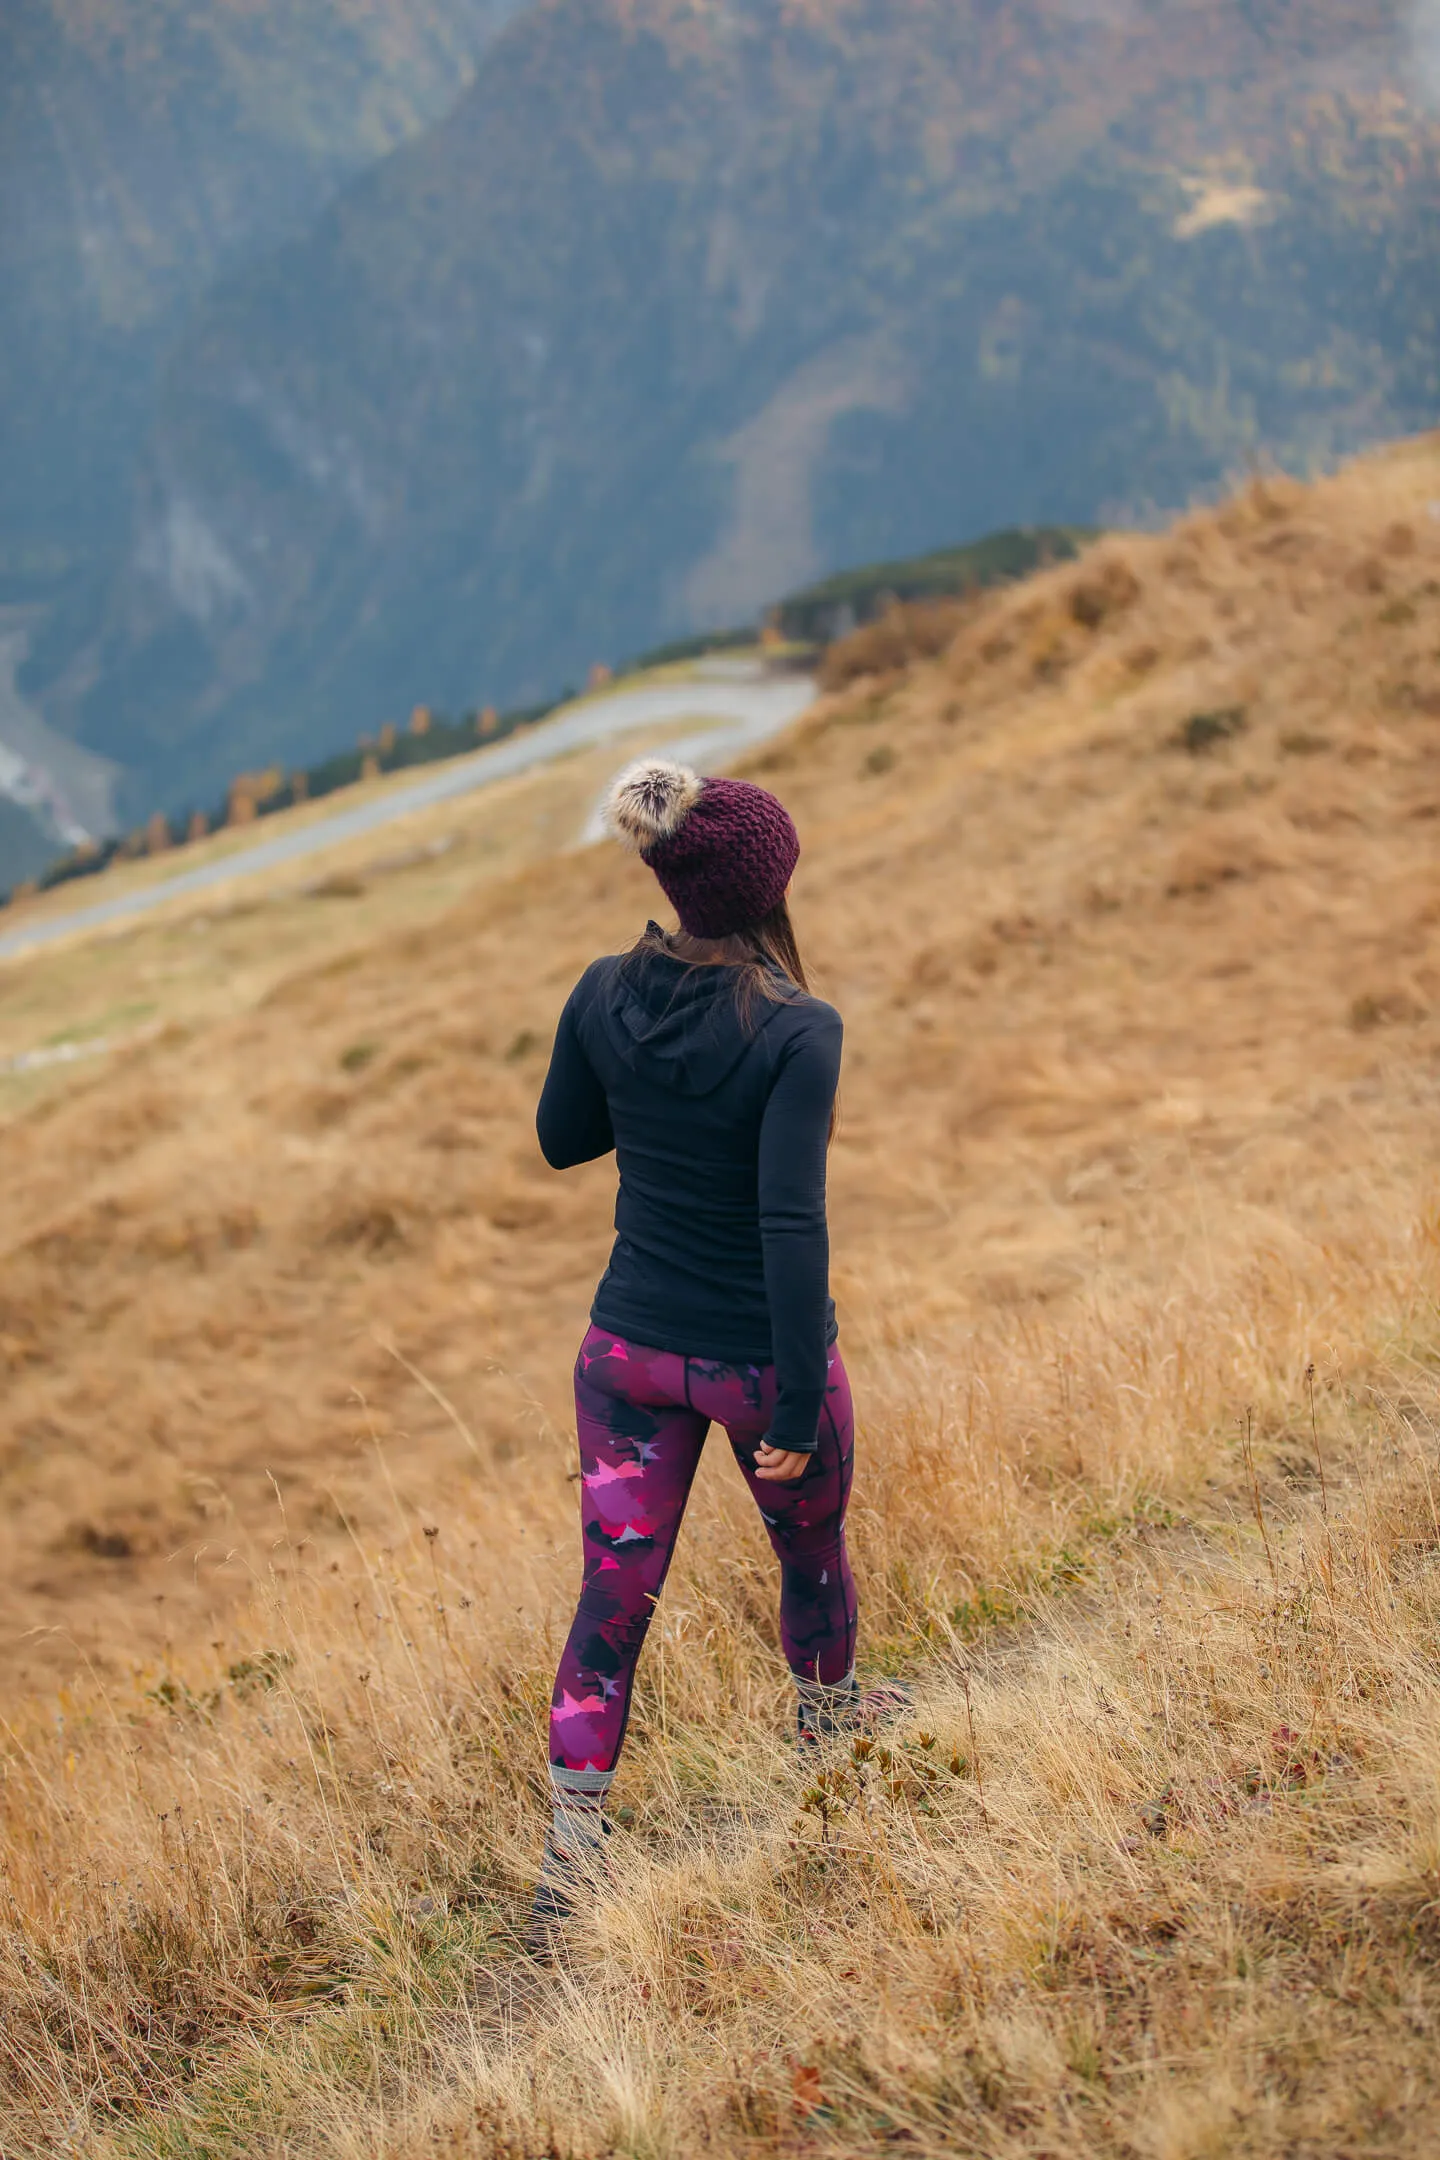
[549,1325,857,1771]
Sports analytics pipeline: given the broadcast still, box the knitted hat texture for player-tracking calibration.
[604,758,799,938]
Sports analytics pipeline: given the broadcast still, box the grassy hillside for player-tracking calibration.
[0,436,1438,2153]
[0,674,734,1111]
[32,0,1440,815]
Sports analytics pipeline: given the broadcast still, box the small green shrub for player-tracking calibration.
[1178,705,1246,754]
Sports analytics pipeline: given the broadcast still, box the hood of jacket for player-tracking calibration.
[598,931,790,1097]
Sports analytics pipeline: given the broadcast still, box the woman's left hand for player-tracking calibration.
[753,1442,811,1482]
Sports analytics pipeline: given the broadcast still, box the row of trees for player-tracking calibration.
[4,697,552,908]
[5,615,792,908]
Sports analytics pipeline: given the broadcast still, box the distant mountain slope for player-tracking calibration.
[29,0,1440,814]
[0,0,524,591]
[0,801,63,892]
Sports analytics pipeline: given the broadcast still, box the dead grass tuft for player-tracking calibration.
[817,598,972,692]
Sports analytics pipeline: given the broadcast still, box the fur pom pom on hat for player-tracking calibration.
[603,757,800,938]
[604,758,705,849]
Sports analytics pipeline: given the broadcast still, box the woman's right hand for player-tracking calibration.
[753,1441,810,1482]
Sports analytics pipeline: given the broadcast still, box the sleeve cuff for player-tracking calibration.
[764,1388,825,1453]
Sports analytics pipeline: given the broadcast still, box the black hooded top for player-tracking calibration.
[535,929,842,1452]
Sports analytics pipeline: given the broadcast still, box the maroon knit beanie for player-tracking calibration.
[604,759,799,938]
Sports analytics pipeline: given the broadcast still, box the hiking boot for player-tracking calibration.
[521,1838,578,1961]
[796,1677,913,1750]
[521,1824,612,1962]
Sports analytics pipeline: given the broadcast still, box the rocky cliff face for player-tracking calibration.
[27,0,1440,814]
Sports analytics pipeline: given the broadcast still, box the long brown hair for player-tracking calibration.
[626,900,837,1139]
[630,897,810,1028]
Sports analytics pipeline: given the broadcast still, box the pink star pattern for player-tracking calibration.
[582,1458,644,1493]
[554,1686,608,1720]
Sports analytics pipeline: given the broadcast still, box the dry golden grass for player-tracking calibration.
[816,599,973,692]
[0,706,715,1112]
[0,435,1438,2153]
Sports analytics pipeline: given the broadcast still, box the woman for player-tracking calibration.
[530,758,896,1944]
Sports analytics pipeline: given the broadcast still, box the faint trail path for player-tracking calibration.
[0,665,815,963]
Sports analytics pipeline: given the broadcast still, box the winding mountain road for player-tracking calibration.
[0,665,815,963]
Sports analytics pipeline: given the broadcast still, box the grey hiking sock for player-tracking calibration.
[525,1765,614,1958]
[546,1762,613,1872]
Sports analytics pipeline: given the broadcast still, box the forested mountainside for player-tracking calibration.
[0,0,523,591]
[27,0,1438,819]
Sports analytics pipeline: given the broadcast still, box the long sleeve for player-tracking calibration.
[757,1007,842,1452]
[536,984,614,1168]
